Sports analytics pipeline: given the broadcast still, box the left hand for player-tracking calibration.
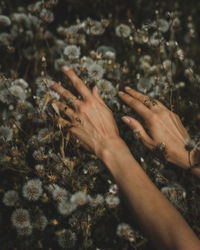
[118,87,192,169]
[50,66,120,158]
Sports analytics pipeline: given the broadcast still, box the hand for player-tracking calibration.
[118,87,193,169]
[50,66,120,158]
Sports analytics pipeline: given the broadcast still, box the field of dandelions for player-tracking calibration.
[0,0,200,249]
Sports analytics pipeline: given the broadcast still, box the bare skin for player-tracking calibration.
[118,88,200,178]
[50,66,200,250]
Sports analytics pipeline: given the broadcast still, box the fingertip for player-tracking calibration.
[125,86,131,91]
[121,116,130,124]
[92,85,99,94]
[62,65,71,73]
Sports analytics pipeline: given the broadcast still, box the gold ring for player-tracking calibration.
[75,117,81,123]
[144,97,157,109]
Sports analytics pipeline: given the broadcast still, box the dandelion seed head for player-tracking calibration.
[11,78,28,89]
[0,126,13,142]
[137,77,152,93]
[12,13,30,27]
[51,184,69,201]
[96,46,116,59]
[105,195,120,208]
[57,200,77,216]
[90,194,104,207]
[115,24,131,38]
[57,229,77,249]
[39,9,54,23]
[35,164,45,177]
[117,223,135,242]
[161,183,186,206]
[22,178,43,201]
[3,190,19,206]
[63,45,80,60]
[17,224,33,236]
[109,184,118,195]
[11,208,30,228]
[157,19,169,33]
[90,21,105,35]
[0,15,11,27]
[34,215,48,231]
[87,63,105,81]
[96,79,117,98]
[70,191,88,206]
[9,85,26,101]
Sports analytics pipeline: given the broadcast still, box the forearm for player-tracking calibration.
[101,138,200,250]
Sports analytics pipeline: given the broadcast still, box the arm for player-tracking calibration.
[118,87,200,178]
[101,138,200,250]
[50,67,200,250]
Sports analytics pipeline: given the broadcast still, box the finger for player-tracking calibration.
[53,115,72,129]
[118,91,152,120]
[54,101,75,121]
[62,66,92,100]
[121,116,155,150]
[92,86,106,106]
[50,82,80,109]
[124,87,167,110]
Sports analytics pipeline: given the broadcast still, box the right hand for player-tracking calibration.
[118,87,194,169]
[50,66,121,159]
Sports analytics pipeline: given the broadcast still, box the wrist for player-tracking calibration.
[98,137,130,163]
[168,147,200,178]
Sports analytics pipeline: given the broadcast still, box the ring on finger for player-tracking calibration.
[143,97,157,109]
[75,117,82,124]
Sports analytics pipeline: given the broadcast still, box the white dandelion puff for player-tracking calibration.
[51,184,69,201]
[11,208,30,229]
[70,191,89,206]
[0,126,13,142]
[96,79,117,98]
[57,200,77,216]
[17,224,33,236]
[58,229,77,249]
[115,24,131,38]
[90,21,105,35]
[157,19,169,33]
[0,15,11,26]
[9,85,26,101]
[2,190,19,206]
[11,78,29,89]
[22,179,43,201]
[117,223,135,242]
[87,63,105,81]
[137,77,152,93]
[63,45,80,60]
[34,215,48,231]
[105,195,120,208]
[89,194,104,207]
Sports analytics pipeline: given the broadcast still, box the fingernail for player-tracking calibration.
[95,85,99,93]
[46,79,55,88]
[62,65,70,72]
[125,86,131,91]
[118,91,125,95]
[122,116,130,123]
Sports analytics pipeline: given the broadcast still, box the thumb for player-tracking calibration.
[122,116,155,150]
